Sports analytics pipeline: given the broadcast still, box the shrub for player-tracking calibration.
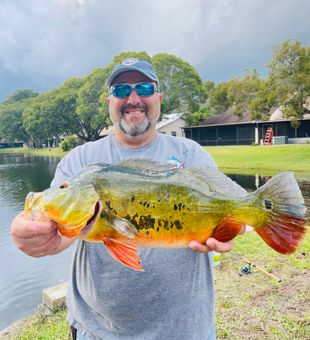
[60,135,82,151]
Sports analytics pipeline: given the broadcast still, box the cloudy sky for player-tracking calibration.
[0,0,309,101]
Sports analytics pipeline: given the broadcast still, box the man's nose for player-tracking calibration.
[126,89,142,105]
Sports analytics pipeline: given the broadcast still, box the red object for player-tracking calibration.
[264,127,273,144]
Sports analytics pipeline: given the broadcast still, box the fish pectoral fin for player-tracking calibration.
[103,238,144,271]
[210,217,245,242]
[103,209,139,239]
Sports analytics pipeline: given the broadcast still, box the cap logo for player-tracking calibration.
[122,58,139,66]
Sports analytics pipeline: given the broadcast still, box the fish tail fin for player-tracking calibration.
[253,172,307,254]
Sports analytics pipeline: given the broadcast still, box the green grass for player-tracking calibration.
[12,310,69,340]
[206,145,310,177]
[1,144,309,176]
[215,229,310,340]
[0,147,67,158]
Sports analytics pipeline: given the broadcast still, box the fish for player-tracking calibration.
[24,160,307,271]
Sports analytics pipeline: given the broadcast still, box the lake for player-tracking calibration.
[0,154,72,331]
[0,153,309,331]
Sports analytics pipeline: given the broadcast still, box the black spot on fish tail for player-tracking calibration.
[174,204,178,211]
[156,227,160,232]
[131,196,135,203]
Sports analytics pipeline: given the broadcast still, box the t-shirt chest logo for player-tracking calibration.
[166,156,184,169]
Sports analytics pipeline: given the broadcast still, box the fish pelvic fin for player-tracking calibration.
[254,172,307,254]
[211,217,245,242]
[103,238,144,271]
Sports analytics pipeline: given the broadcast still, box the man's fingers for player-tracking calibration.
[206,238,233,253]
[11,214,58,239]
[189,238,234,253]
[188,240,212,253]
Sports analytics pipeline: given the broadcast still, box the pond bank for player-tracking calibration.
[0,282,68,339]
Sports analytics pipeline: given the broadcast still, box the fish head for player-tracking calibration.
[24,182,101,238]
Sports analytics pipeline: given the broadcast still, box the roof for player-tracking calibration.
[270,107,310,121]
[184,106,310,129]
[156,112,185,129]
[202,108,252,125]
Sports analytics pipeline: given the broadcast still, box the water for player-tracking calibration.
[0,154,72,331]
[0,154,309,331]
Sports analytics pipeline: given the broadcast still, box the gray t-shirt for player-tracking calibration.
[51,133,217,340]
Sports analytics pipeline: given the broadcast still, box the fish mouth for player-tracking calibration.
[80,200,102,236]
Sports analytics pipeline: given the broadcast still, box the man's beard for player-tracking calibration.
[119,116,152,137]
[118,103,152,137]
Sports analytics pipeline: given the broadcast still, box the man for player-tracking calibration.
[11,58,240,339]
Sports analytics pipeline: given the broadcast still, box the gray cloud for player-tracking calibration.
[0,0,309,100]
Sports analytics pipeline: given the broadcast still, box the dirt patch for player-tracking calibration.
[214,246,310,340]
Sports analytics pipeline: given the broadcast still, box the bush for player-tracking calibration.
[60,136,82,151]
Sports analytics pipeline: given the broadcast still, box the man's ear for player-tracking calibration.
[158,94,163,103]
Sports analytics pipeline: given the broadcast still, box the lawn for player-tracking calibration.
[206,144,310,177]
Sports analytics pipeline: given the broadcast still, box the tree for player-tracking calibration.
[0,101,30,142]
[207,82,231,115]
[23,78,84,146]
[74,68,110,141]
[4,89,38,103]
[152,54,205,114]
[227,69,266,117]
[267,40,310,122]
[185,105,210,126]
[0,89,38,142]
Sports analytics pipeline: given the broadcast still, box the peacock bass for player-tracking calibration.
[24,160,307,271]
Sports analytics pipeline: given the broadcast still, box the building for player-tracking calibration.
[183,108,310,146]
[156,113,186,137]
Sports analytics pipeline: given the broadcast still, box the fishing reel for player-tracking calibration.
[239,265,252,276]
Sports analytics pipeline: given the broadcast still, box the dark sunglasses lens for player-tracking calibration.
[113,84,132,98]
[135,83,155,97]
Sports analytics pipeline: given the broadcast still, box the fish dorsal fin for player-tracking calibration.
[71,163,111,180]
[188,167,248,197]
[111,159,176,177]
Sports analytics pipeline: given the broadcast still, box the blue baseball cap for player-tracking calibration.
[107,58,159,87]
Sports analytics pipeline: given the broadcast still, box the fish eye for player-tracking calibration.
[59,182,69,189]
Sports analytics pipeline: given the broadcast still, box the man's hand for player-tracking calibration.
[188,226,246,254]
[11,213,74,257]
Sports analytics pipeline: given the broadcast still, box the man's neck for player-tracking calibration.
[114,129,157,148]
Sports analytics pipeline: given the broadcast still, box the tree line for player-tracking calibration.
[0,40,309,146]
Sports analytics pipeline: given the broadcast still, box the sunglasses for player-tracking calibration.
[109,82,158,98]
